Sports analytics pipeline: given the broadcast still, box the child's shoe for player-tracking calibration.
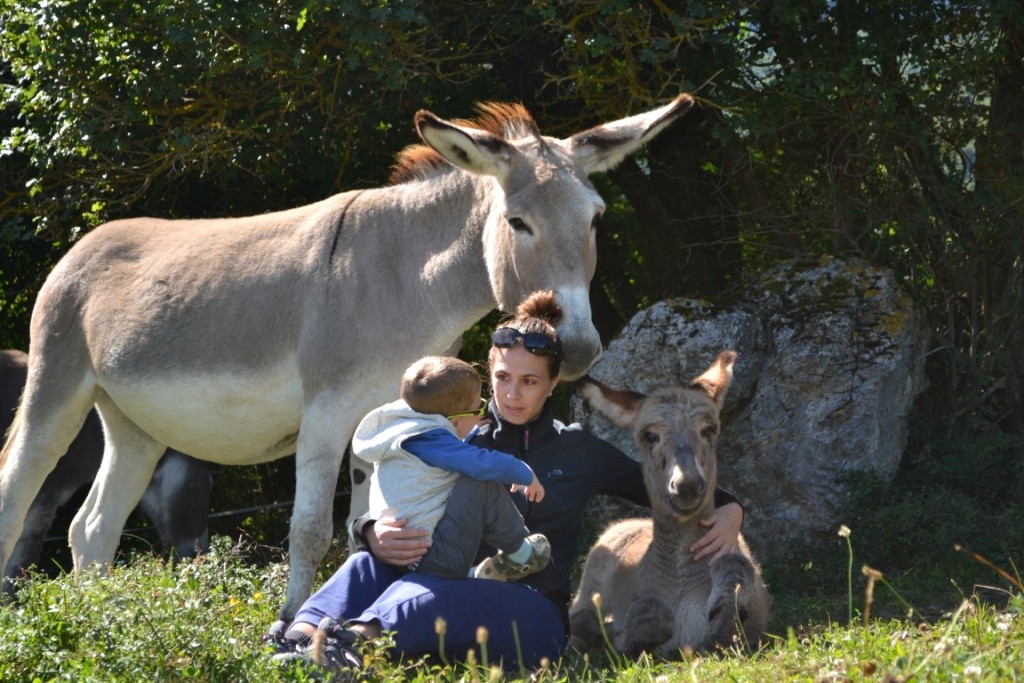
[473,533,550,581]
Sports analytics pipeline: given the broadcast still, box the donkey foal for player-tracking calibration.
[568,351,770,657]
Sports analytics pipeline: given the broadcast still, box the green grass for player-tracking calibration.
[1,535,1021,682]
[4,423,1020,680]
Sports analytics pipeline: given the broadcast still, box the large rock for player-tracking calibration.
[572,257,929,557]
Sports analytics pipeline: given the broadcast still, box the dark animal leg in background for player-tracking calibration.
[139,450,213,560]
[3,490,63,583]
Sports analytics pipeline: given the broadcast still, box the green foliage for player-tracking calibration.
[755,426,1023,632]
[0,0,445,241]
[911,425,1024,507]
[759,423,1024,627]
[0,233,54,350]
[537,0,1024,427]
[840,423,1024,574]
[728,1,1024,429]
[0,537,291,681]
[2,0,1022,423]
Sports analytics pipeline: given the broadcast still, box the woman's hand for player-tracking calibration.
[690,501,743,565]
[366,515,431,568]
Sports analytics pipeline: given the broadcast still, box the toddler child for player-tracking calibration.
[353,355,549,581]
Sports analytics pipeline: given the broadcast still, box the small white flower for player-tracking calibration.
[838,525,851,538]
[964,665,982,677]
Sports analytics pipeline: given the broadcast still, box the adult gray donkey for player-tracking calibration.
[0,95,694,621]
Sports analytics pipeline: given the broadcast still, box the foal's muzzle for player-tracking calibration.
[668,444,706,513]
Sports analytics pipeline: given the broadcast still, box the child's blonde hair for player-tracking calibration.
[401,356,481,416]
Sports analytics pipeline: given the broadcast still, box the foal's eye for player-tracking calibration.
[590,214,602,232]
[508,217,533,235]
[642,430,660,445]
[700,425,717,440]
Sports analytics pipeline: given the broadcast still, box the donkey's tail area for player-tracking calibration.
[0,400,24,471]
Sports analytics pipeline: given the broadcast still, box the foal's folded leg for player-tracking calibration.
[620,594,674,657]
[703,553,757,651]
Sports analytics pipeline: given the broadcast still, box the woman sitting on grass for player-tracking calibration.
[267,290,746,674]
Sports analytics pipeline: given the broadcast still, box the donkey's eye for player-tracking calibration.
[508,217,533,235]
[642,430,660,445]
[700,425,717,440]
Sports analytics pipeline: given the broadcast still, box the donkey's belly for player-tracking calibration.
[100,365,303,464]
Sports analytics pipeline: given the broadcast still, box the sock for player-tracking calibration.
[507,538,533,564]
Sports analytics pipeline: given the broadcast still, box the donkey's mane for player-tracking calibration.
[389,102,541,185]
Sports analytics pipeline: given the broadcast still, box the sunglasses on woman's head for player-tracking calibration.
[491,327,558,357]
[447,397,488,420]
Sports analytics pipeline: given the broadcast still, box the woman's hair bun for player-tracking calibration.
[516,290,563,327]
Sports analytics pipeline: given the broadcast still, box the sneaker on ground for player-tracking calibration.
[271,616,363,680]
[473,533,551,581]
[262,619,301,656]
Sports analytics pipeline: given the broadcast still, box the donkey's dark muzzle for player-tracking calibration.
[668,443,707,513]
[668,476,707,513]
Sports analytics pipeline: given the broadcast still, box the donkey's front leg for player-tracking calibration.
[618,594,675,657]
[702,553,756,651]
[279,394,354,621]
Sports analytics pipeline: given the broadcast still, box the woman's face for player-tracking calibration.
[490,345,560,425]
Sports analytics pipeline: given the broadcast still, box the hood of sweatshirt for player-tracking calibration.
[351,398,455,464]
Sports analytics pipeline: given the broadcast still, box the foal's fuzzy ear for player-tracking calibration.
[576,375,646,428]
[690,350,737,408]
[414,110,514,181]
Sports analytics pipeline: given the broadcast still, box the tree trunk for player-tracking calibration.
[973,14,1024,430]
[608,104,742,301]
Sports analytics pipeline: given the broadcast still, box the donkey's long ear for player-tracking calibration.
[567,94,694,174]
[577,375,646,428]
[690,350,737,409]
[414,110,514,181]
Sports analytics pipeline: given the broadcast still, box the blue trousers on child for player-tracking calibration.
[292,551,565,669]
